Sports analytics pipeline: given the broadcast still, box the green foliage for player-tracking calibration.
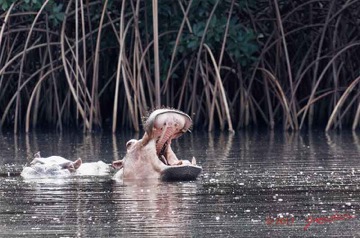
[139,0,259,80]
[0,0,11,10]
[0,0,64,26]
[164,0,259,65]
[47,2,64,26]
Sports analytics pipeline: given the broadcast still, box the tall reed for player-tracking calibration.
[0,0,360,133]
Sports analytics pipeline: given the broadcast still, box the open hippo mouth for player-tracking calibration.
[144,109,193,166]
[111,108,201,181]
[112,108,201,181]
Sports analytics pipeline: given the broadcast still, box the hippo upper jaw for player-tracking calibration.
[143,109,192,166]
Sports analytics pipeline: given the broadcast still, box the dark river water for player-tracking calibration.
[0,130,360,237]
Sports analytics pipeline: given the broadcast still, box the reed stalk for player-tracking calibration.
[112,0,127,133]
[0,3,15,51]
[14,0,50,134]
[204,44,234,132]
[25,65,63,132]
[326,75,360,131]
[190,0,219,117]
[152,0,160,107]
[273,0,297,130]
[163,0,193,92]
[61,0,90,130]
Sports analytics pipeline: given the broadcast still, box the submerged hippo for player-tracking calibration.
[21,152,110,179]
[21,152,82,178]
[112,108,202,181]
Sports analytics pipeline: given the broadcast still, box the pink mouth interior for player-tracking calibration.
[150,112,190,159]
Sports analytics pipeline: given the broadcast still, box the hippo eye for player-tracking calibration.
[126,140,134,149]
[126,142,132,149]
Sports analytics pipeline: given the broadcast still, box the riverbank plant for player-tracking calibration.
[0,0,359,133]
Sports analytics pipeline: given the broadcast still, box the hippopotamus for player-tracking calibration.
[20,152,83,178]
[20,152,110,179]
[112,108,202,181]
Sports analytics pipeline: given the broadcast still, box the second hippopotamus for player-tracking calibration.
[21,152,110,179]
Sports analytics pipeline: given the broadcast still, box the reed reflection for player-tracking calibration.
[206,132,234,166]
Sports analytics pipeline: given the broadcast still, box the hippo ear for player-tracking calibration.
[112,160,123,170]
[72,158,82,169]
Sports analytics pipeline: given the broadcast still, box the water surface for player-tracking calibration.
[0,131,360,237]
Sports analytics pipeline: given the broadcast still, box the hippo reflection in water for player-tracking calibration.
[112,108,202,181]
[21,152,109,179]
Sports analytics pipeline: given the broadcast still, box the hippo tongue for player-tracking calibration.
[156,125,177,156]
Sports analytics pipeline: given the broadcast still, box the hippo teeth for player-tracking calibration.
[191,157,197,165]
[159,155,168,165]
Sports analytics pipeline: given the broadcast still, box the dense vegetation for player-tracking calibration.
[0,0,360,133]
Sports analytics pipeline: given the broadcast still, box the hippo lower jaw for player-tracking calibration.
[160,158,202,181]
[112,153,201,182]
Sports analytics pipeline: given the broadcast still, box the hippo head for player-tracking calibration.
[30,152,83,172]
[112,109,201,181]
[21,152,82,178]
